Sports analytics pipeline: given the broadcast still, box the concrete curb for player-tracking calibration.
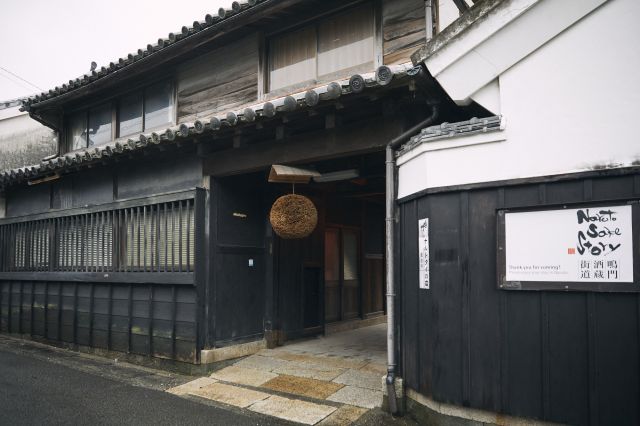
[405,389,563,426]
[201,339,267,364]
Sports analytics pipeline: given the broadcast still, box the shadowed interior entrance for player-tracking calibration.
[272,152,386,341]
[210,152,386,349]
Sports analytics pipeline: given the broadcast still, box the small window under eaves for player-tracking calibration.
[268,3,375,93]
[270,26,317,92]
[118,91,143,138]
[88,103,112,146]
[68,111,87,151]
[144,81,174,130]
[63,80,175,153]
[317,4,374,80]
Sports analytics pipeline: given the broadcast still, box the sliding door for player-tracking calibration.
[324,227,360,323]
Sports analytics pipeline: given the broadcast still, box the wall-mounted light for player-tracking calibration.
[313,169,359,183]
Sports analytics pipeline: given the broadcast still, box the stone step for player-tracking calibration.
[168,376,368,425]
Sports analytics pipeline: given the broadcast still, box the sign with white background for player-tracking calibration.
[418,218,430,289]
[505,205,633,283]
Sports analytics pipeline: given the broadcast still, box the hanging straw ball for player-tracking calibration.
[270,194,318,239]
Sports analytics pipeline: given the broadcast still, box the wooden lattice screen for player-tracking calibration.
[0,195,195,274]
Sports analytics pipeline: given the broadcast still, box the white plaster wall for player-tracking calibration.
[398,0,640,198]
[0,107,56,171]
[0,108,37,134]
[438,0,462,32]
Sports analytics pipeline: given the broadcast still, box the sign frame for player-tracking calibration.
[496,200,640,292]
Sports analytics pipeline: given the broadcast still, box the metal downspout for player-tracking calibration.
[425,0,434,42]
[386,105,439,415]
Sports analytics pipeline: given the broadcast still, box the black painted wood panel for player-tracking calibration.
[72,168,114,207]
[210,175,267,346]
[547,293,589,425]
[402,200,419,390]
[467,190,501,412]
[6,183,51,217]
[214,252,265,345]
[594,294,639,425]
[0,281,197,363]
[428,191,463,405]
[276,237,304,337]
[399,171,640,425]
[116,156,202,200]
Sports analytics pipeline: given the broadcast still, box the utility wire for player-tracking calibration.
[0,66,43,92]
[0,71,35,94]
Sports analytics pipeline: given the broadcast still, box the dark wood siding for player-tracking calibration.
[0,281,198,362]
[72,168,113,207]
[276,237,305,337]
[5,154,202,217]
[116,156,202,200]
[177,34,259,124]
[6,183,51,217]
[0,189,206,364]
[382,0,426,65]
[399,172,640,426]
[210,175,267,347]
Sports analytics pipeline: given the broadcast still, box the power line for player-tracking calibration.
[0,71,35,94]
[0,66,43,92]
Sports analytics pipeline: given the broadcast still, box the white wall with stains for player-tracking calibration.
[0,107,56,171]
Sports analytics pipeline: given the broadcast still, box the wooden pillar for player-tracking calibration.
[264,213,278,348]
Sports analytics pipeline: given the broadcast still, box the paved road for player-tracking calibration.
[0,338,289,426]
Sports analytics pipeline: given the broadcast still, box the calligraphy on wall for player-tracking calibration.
[504,205,633,283]
[418,218,430,289]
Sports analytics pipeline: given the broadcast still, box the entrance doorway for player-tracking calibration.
[324,227,361,323]
[212,152,386,346]
[292,152,386,334]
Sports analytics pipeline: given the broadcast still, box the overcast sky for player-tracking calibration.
[0,0,230,101]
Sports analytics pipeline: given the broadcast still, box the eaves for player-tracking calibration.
[1,63,424,189]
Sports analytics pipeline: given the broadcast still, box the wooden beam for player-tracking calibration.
[0,189,195,225]
[0,272,195,285]
[203,116,403,177]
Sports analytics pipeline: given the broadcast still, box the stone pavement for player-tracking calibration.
[168,323,388,425]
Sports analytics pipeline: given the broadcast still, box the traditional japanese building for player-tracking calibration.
[0,0,474,370]
[1,0,636,424]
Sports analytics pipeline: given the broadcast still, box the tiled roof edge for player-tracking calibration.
[20,0,268,111]
[397,115,503,155]
[3,63,418,188]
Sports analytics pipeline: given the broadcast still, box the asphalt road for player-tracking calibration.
[0,339,289,426]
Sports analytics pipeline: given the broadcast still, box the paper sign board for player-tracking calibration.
[418,218,430,289]
[504,205,633,283]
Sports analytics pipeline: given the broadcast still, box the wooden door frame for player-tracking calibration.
[323,223,362,324]
[301,194,326,337]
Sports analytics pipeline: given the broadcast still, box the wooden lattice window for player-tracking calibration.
[0,194,197,275]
